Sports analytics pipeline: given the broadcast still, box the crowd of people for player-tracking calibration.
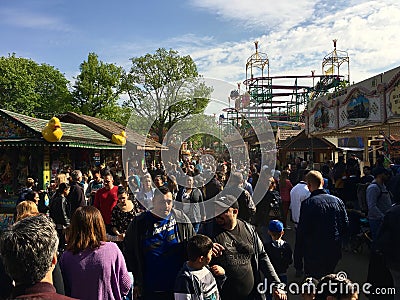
[0,154,399,300]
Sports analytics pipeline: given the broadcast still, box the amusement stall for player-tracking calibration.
[306,65,400,165]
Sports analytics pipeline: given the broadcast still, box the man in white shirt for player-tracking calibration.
[289,169,311,278]
[289,169,311,228]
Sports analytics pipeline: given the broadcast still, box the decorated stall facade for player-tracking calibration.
[306,65,400,163]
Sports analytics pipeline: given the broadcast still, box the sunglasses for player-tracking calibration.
[104,180,111,183]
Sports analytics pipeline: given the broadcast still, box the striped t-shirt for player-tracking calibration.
[175,263,220,300]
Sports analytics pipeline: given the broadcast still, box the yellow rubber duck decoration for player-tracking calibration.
[112,130,126,146]
[42,117,63,142]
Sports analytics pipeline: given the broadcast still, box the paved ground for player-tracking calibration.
[282,220,370,300]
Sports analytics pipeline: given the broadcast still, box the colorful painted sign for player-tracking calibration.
[338,87,381,128]
[307,94,337,133]
[389,84,400,115]
[0,116,32,138]
[305,66,400,135]
[313,103,330,129]
[0,213,14,230]
[385,67,400,119]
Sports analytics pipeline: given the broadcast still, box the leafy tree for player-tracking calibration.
[34,63,73,116]
[122,48,212,143]
[99,105,131,126]
[72,52,124,118]
[0,54,71,116]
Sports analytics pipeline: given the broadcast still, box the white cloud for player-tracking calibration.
[166,34,215,47]
[102,0,400,99]
[189,0,316,31]
[0,8,69,31]
[179,0,400,86]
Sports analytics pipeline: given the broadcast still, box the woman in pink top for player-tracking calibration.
[60,206,131,300]
[279,170,293,228]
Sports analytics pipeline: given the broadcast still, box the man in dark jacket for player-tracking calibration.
[66,170,85,217]
[296,170,348,279]
[222,172,256,223]
[204,173,223,201]
[124,186,195,300]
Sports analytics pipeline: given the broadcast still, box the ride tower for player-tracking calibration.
[245,41,271,106]
[310,39,350,101]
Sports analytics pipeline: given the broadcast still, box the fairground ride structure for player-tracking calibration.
[229,39,350,124]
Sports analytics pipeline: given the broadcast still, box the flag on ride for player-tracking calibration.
[325,65,334,75]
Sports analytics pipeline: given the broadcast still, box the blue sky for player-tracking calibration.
[1,0,400,104]
[0,0,245,77]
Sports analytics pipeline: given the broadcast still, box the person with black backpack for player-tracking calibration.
[175,176,206,233]
[367,167,393,241]
[375,196,400,300]
[253,176,284,246]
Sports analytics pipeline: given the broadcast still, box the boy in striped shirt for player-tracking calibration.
[174,234,226,300]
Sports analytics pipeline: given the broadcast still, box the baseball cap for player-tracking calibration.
[268,220,284,232]
[214,195,239,211]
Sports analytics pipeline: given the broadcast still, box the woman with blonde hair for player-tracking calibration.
[47,173,69,199]
[56,173,68,186]
[15,200,39,222]
[60,206,131,300]
[135,173,155,211]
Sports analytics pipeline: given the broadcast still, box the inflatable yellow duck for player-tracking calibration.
[112,130,126,146]
[42,117,63,142]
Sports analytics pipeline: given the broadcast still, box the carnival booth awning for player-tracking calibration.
[0,109,123,149]
[60,112,165,150]
[277,129,336,166]
[279,130,336,150]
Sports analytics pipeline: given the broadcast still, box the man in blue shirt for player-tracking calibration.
[124,186,195,300]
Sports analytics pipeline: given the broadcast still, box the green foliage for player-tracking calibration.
[72,53,124,118]
[122,48,212,143]
[99,105,131,126]
[0,54,71,116]
[193,134,219,150]
[34,63,73,115]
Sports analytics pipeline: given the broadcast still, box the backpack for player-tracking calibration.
[268,190,283,218]
[357,182,387,215]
